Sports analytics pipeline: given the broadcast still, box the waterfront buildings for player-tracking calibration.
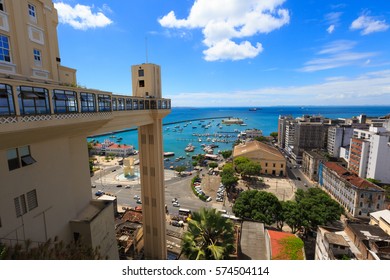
[91,139,135,157]
[318,162,385,218]
[0,0,170,259]
[233,140,286,177]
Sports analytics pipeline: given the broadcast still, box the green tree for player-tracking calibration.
[254,136,268,142]
[220,150,232,159]
[233,190,282,225]
[181,208,235,260]
[270,132,278,139]
[208,162,218,169]
[240,161,261,179]
[175,165,187,175]
[221,173,239,189]
[280,201,301,233]
[292,188,345,235]
[366,178,381,185]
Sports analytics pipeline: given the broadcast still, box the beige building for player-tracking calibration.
[370,210,390,235]
[302,150,326,182]
[0,0,170,259]
[233,141,286,176]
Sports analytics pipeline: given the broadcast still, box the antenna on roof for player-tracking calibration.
[145,37,148,63]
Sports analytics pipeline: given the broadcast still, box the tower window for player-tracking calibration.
[138,69,144,77]
[0,34,11,62]
[0,0,4,12]
[33,49,41,67]
[139,80,145,87]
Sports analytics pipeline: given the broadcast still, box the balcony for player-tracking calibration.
[0,77,171,149]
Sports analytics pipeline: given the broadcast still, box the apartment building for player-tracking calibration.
[277,115,293,149]
[327,125,354,158]
[0,0,171,259]
[319,162,385,218]
[348,126,390,184]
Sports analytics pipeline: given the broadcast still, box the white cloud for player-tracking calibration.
[54,2,113,30]
[159,0,290,61]
[169,70,390,106]
[324,12,342,34]
[350,14,389,35]
[300,40,376,72]
[327,25,335,34]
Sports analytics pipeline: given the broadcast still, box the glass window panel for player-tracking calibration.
[7,148,18,160]
[19,146,30,157]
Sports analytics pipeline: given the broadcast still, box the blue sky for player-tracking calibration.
[53,0,390,107]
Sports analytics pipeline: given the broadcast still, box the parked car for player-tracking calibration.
[136,199,142,204]
[95,190,104,196]
[134,195,139,199]
[173,202,180,207]
[116,184,122,188]
[125,185,131,189]
[297,177,301,181]
[172,198,178,203]
[91,185,96,188]
[206,197,212,202]
[171,221,183,227]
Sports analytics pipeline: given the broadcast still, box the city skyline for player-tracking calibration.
[54,0,390,107]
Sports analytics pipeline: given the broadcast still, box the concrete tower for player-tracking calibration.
[132,63,167,259]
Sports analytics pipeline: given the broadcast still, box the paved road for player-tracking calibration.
[91,168,217,215]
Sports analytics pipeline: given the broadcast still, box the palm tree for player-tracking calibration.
[181,208,235,260]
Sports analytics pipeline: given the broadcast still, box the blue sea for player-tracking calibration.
[89,106,390,168]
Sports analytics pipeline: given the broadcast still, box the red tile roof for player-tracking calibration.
[268,230,303,260]
[324,162,383,191]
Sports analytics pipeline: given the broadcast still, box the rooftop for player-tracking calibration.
[324,162,384,191]
[233,140,285,160]
[268,230,304,260]
[370,210,390,225]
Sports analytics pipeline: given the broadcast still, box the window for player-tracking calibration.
[139,80,145,87]
[33,49,41,67]
[138,69,144,77]
[0,84,15,116]
[125,98,132,110]
[0,34,11,62]
[0,0,4,12]
[7,148,19,171]
[265,163,268,167]
[14,189,38,217]
[52,90,78,113]
[112,97,117,111]
[28,3,36,22]
[17,86,50,115]
[281,164,284,168]
[97,94,111,111]
[132,99,138,110]
[117,98,125,110]
[26,189,38,211]
[273,163,276,167]
[7,146,36,171]
[14,194,27,217]
[80,92,96,112]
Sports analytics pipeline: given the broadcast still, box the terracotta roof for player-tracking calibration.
[268,230,303,260]
[233,141,284,160]
[324,162,384,191]
[121,209,143,223]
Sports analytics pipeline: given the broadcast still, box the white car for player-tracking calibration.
[134,195,139,199]
[125,185,131,189]
[172,202,180,207]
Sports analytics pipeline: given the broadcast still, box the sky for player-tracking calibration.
[53,0,390,107]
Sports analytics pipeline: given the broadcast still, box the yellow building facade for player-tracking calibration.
[233,141,287,176]
[0,0,170,259]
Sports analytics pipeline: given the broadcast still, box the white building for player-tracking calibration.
[327,125,354,158]
[349,126,390,184]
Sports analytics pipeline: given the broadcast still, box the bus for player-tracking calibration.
[178,208,191,216]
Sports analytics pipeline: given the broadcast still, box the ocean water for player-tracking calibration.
[89,106,390,167]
